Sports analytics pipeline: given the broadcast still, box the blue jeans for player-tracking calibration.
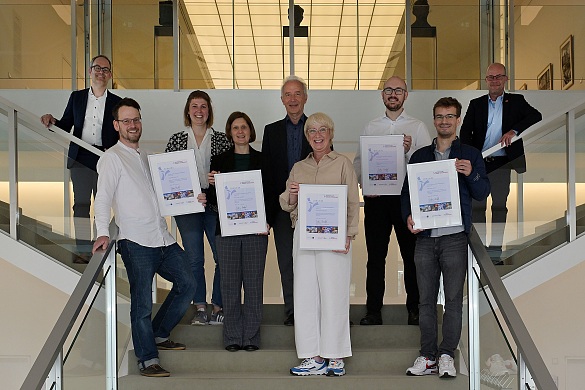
[118,240,195,365]
[414,232,468,359]
[175,207,222,307]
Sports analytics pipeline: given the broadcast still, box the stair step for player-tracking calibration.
[127,349,427,375]
[118,372,468,390]
[169,323,422,349]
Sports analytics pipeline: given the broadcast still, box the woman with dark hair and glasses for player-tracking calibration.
[165,91,232,326]
[207,112,269,352]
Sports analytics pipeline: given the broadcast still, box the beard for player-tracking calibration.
[384,97,404,112]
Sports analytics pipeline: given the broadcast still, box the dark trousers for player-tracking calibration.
[217,234,268,347]
[415,232,467,359]
[364,195,419,314]
[69,150,99,253]
[472,162,511,248]
[272,209,294,317]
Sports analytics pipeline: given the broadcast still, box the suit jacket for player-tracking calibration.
[460,92,542,173]
[261,117,312,224]
[209,146,264,234]
[54,88,122,169]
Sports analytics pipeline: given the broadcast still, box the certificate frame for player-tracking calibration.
[360,135,405,195]
[407,159,462,230]
[298,184,347,250]
[148,149,204,217]
[214,170,267,237]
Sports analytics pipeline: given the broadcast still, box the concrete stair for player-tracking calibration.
[119,304,468,390]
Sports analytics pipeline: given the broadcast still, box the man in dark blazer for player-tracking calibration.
[41,55,121,263]
[261,76,311,325]
[460,62,541,262]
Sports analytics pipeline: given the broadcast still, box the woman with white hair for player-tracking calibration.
[280,112,359,377]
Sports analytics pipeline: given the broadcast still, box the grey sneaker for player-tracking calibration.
[210,310,224,325]
[191,309,208,325]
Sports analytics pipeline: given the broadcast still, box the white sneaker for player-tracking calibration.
[290,358,327,376]
[326,358,345,376]
[438,354,456,378]
[406,356,438,376]
[486,354,508,376]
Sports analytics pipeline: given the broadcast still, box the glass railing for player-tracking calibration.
[0,105,9,235]
[474,101,585,274]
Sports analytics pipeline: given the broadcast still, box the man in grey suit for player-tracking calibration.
[261,76,311,326]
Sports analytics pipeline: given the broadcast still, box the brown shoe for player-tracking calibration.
[140,364,170,377]
[156,339,186,350]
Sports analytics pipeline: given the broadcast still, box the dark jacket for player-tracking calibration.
[261,117,312,224]
[401,138,491,236]
[54,88,121,169]
[209,146,266,235]
[459,92,542,173]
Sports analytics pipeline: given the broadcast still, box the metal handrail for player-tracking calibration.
[20,240,116,390]
[468,228,557,390]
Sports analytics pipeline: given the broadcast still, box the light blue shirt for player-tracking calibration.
[483,94,506,157]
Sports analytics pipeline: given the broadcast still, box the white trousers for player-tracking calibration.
[293,224,352,359]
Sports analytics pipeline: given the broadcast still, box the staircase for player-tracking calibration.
[118,304,468,390]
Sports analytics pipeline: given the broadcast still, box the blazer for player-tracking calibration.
[54,88,122,169]
[209,146,265,234]
[459,92,542,173]
[261,117,312,224]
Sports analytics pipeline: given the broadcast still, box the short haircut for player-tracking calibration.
[433,97,462,117]
[281,75,308,96]
[183,90,214,128]
[225,111,256,143]
[304,112,335,140]
[113,98,141,120]
[90,54,112,69]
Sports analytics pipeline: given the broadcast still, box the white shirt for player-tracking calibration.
[187,127,212,189]
[95,141,176,247]
[81,88,108,146]
[353,111,431,185]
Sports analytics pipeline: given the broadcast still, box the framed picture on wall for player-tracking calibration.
[560,35,574,90]
[538,63,553,90]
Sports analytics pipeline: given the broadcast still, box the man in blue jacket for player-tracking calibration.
[40,55,121,263]
[402,97,490,378]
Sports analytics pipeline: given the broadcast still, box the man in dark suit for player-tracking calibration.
[41,55,121,263]
[262,76,311,325]
[460,62,541,262]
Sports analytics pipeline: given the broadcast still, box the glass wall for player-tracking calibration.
[513,2,585,91]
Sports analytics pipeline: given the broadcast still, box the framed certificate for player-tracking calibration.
[147,150,204,217]
[406,159,462,230]
[214,170,267,237]
[298,184,347,250]
[360,135,405,195]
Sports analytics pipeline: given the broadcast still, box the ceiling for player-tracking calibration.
[184,0,405,89]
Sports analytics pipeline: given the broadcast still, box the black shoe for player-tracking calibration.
[243,344,259,351]
[284,313,294,326]
[73,254,90,264]
[156,339,186,350]
[225,344,241,352]
[408,311,419,325]
[360,313,382,325]
[140,364,170,377]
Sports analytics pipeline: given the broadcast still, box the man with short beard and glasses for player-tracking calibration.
[353,76,431,327]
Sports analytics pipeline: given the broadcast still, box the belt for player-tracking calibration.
[484,156,507,163]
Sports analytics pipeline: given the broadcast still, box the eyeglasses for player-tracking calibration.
[91,65,111,74]
[433,114,458,121]
[383,87,405,96]
[485,74,506,81]
[307,127,329,135]
[116,118,142,126]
